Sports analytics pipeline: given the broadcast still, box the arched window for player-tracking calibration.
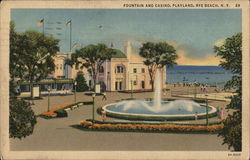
[116,66,124,73]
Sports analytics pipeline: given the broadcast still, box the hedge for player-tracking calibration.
[79,121,223,133]
[86,119,222,126]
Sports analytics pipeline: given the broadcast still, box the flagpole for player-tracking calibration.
[70,20,72,52]
[43,18,45,35]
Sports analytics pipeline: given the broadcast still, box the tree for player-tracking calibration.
[139,42,178,90]
[9,21,59,139]
[66,44,116,88]
[75,71,89,92]
[10,21,26,80]
[9,97,37,139]
[10,23,60,82]
[215,33,242,151]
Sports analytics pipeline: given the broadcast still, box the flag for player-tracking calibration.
[36,19,44,26]
[66,20,72,26]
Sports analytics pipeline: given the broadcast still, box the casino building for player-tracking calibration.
[52,41,167,91]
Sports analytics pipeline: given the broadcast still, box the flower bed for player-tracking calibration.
[40,101,93,118]
[41,102,75,118]
[79,121,223,133]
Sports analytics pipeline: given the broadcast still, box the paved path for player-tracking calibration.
[10,106,228,151]
[10,91,230,151]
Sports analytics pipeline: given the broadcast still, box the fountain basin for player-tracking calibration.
[102,100,217,121]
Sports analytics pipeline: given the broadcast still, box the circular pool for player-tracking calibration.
[102,99,217,121]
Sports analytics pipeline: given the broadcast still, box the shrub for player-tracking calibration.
[54,109,68,117]
[9,98,37,139]
[75,71,89,92]
[79,121,223,133]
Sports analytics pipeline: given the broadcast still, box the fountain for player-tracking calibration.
[102,68,217,121]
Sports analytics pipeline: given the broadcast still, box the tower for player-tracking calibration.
[124,41,132,60]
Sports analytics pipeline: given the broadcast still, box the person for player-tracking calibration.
[220,108,224,120]
[101,110,107,122]
[102,92,107,100]
[216,107,221,119]
[194,112,198,121]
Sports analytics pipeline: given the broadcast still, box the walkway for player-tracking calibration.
[10,91,231,151]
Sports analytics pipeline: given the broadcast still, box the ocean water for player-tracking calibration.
[166,65,233,88]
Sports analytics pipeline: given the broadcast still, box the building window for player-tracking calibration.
[133,80,137,85]
[133,68,137,73]
[56,64,59,70]
[115,81,118,90]
[141,81,145,89]
[60,64,62,70]
[99,66,104,73]
[119,82,122,90]
[141,68,145,73]
[116,66,123,73]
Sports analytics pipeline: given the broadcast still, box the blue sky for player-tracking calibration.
[11,9,241,65]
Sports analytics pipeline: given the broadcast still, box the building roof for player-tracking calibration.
[112,49,127,58]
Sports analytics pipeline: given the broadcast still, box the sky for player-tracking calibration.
[11,9,241,66]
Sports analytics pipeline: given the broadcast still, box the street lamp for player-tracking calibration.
[47,85,51,112]
[194,81,197,99]
[131,80,133,98]
[92,93,96,122]
[205,94,208,126]
[74,81,77,103]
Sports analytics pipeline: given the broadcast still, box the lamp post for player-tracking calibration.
[131,80,133,98]
[194,81,197,99]
[74,81,77,104]
[47,85,51,112]
[92,93,96,122]
[31,82,35,105]
[205,94,208,126]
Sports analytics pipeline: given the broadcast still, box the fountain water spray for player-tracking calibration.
[153,68,162,111]
[113,67,203,114]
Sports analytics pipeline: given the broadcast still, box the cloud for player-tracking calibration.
[214,39,225,47]
[101,34,221,65]
[176,49,221,66]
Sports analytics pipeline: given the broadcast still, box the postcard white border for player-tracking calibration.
[0,0,249,160]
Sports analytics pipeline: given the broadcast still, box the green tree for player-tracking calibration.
[10,21,26,80]
[9,97,37,139]
[10,23,60,82]
[66,44,116,88]
[75,71,89,92]
[9,21,59,139]
[139,42,178,90]
[215,33,242,151]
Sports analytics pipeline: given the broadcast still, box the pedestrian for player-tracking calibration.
[216,107,221,119]
[102,92,107,101]
[220,108,224,120]
[195,112,198,121]
[101,110,107,122]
